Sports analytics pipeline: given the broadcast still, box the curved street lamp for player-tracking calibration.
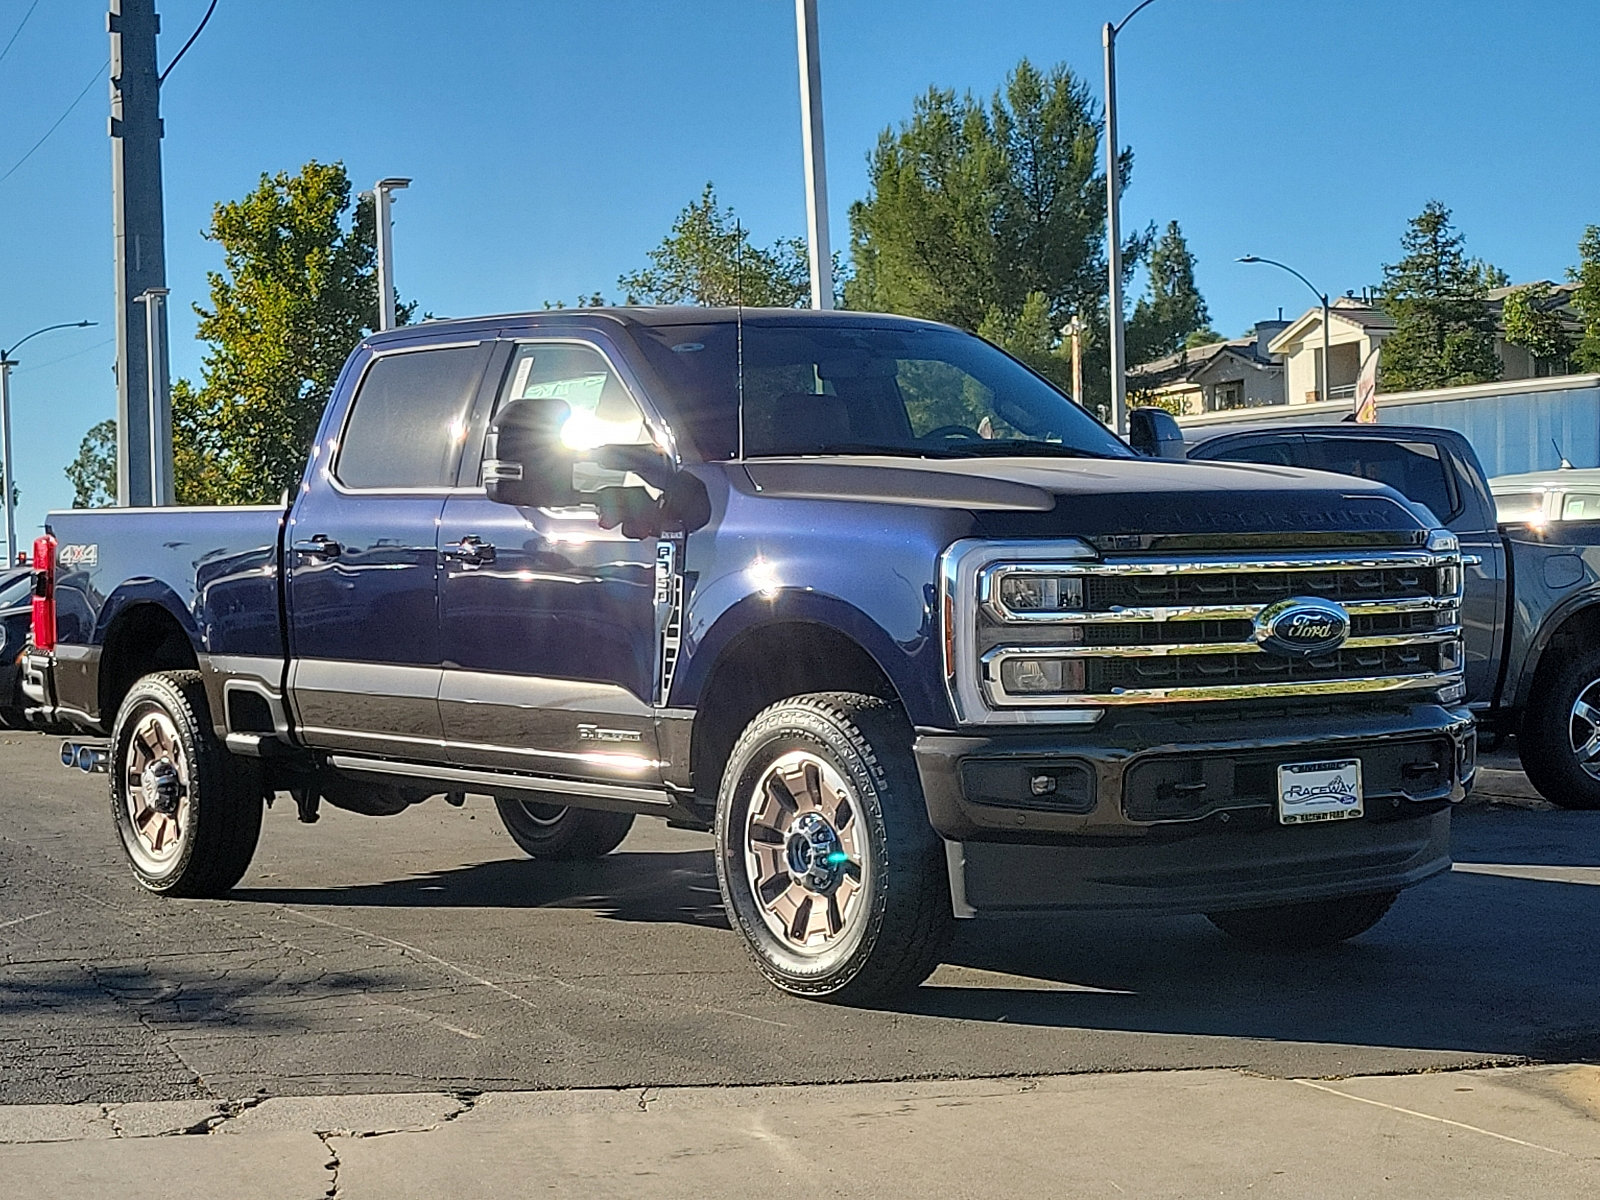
[1237,255,1332,405]
[0,320,97,563]
[1104,0,1162,436]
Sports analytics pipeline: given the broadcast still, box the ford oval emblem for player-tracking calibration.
[1255,596,1351,658]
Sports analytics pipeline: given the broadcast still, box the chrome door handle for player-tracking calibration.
[292,536,342,559]
[443,536,496,565]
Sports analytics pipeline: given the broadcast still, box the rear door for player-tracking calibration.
[435,336,667,783]
[285,339,492,758]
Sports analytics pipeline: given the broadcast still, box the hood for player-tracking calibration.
[740,455,1430,548]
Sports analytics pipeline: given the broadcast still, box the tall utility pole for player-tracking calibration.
[794,0,833,310]
[373,178,410,332]
[110,0,168,507]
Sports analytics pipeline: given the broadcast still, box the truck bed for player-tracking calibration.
[49,505,287,661]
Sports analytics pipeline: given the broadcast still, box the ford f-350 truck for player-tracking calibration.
[24,309,1473,1002]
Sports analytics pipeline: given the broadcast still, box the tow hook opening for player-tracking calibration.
[60,741,110,774]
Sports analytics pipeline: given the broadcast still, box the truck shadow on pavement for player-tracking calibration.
[228,809,1600,1062]
[234,851,732,930]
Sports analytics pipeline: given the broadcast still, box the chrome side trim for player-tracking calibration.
[296,726,664,772]
[325,755,673,809]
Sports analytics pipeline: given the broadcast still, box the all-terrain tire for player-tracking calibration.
[1519,643,1600,810]
[109,670,263,897]
[1206,890,1399,949]
[713,692,953,1004]
[493,799,635,860]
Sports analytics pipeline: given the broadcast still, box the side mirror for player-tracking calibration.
[1128,407,1187,459]
[484,398,578,507]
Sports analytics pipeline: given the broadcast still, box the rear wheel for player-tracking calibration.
[1206,891,1399,949]
[493,799,635,860]
[110,671,263,897]
[714,692,952,1003]
[1521,647,1600,810]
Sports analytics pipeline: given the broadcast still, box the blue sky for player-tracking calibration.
[1,0,1598,532]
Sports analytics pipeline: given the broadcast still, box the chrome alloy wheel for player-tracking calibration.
[123,709,191,867]
[743,750,868,953]
[512,800,568,826]
[1571,681,1600,781]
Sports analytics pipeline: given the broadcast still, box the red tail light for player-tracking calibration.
[31,534,56,653]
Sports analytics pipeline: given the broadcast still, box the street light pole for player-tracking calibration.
[0,321,97,561]
[1237,255,1331,403]
[134,288,172,505]
[373,178,411,332]
[795,0,834,310]
[1104,0,1160,436]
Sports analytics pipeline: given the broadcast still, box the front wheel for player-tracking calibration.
[493,799,635,860]
[1520,647,1600,810]
[714,692,952,1003]
[110,670,263,897]
[1206,891,1399,949]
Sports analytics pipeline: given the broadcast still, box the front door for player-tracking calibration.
[286,340,492,759]
[436,338,665,784]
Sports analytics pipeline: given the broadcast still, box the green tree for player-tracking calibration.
[1376,201,1500,391]
[845,58,1146,406]
[1184,326,1224,349]
[174,160,411,504]
[1569,225,1600,372]
[1501,281,1572,367]
[65,418,116,507]
[618,183,821,307]
[1126,221,1211,364]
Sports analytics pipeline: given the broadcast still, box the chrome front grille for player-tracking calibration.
[940,538,1465,723]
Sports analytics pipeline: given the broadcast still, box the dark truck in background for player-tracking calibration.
[1187,421,1600,810]
[24,309,1472,1002]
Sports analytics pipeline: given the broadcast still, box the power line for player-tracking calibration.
[0,0,41,70]
[12,336,117,375]
[160,0,218,84]
[0,58,107,187]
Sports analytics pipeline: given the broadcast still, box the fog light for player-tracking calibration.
[1030,774,1057,796]
[1000,657,1086,695]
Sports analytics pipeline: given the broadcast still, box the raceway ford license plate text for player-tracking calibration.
[1277,759,1363,825]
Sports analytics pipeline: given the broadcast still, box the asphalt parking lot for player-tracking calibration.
[2,731,1598,1106]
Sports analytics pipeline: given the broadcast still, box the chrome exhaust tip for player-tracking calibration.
[61,741,109,774]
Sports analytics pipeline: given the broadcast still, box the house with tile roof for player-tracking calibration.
[1127,321,1287,415]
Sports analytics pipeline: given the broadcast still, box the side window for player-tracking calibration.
[1297,438,1458,522]
[487,342,653,492]
[498,342,651,449]
[335,346,485,490]
[1561,492,1600,520]
[1205,440,1297,467]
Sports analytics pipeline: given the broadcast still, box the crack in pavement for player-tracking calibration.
[315,1128,341,1198]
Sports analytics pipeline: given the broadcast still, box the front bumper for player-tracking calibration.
[916,700,1473,916]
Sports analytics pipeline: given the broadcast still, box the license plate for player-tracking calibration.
[1277,759,1363,825]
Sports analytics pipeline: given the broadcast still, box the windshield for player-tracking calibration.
[630,320,1131,462]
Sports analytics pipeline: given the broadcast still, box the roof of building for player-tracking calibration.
[1128,336,1280,388]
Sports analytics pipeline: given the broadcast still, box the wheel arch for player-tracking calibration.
[1514,595,1600,715]
[97,598,202,727]
[683,604,920,802]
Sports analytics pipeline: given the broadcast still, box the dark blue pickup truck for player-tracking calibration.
[24,309,1473,1001]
